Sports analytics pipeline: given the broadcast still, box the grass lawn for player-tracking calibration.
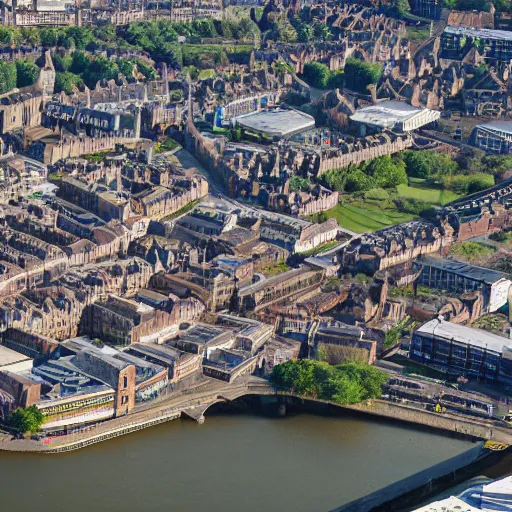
[199,69,215,80]
[262,261,289,276]
[406,25,430,40]
[155,137,181,153]
[324,202,415,233]
[298,240,341,256]
[397,183,460,205]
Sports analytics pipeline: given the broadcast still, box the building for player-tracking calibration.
[442,26,512,61]
[125,343,201,383]
[410,318,512,384]
[414,256,512,313]
[314,324,378,365]
[0,344,34,372]
[234,108,315,140]
[350,100,440,136]
[412,476,512,512]
[470,121,512,154]
[81,295,178,346]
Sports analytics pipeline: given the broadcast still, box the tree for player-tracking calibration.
[39,28,63,47]
[313,22,332,41]
[297,24,314,43]
[402,150,458,180]
[54,72,83,93]
[8,405,44,435]
[344,58,383,93]
[366,155,407,188]
[303,61,331,89]
[0,62,17,95]
[270,360,387,405]
[323,167,347,191]
[394,0,411,15]
[15,60,39,88]
[289,175,310,191]
[345,170,374,192]
[328,70,344,89]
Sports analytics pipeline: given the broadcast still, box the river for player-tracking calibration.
[0,410,476,512]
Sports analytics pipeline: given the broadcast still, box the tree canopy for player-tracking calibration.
[15,60,39,88]
[271,360,387,404]
[0,62,17,95]
[344,58,383,93]
[7,405,44,435]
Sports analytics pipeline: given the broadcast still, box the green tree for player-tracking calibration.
[402,150,458,180]
[15,60,39,88]
[8,405,44,435]
[394,0,411,15]
[303,61,331,89]
[271,360,387,405]
[40,28,61,47]
[313,22,332,41]
[366,155,408,188]
[0,62,17,95]
[289,175,310,191]
[328,70,344,89]
[93,24,117,43]
[298,24,314,43]
[54,71,83,93]
[344,58,383,93]
[323,167,347,191]
[345,170,374,192]
[20,27,41,46]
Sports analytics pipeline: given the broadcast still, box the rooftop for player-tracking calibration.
[0,345,32,368]
[475,120,512,135]
[419,256,511,285]
[444,25,512,41]
[350,100,428,128]
[234,108,315,138]
[417,319,512,354]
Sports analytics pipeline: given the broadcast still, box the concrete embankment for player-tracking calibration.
[341,399,512,444]
[330,442,492,512]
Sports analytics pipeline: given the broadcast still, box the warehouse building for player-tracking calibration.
[350,100,440,136]
[233,108,315,140]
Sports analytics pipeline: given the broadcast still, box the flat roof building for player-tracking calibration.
[411,318,512,383]
[470,121,512,154]
[414,256,512,312]
[233,108,315,139]
[0,345,34,372]
[350,100,440,135]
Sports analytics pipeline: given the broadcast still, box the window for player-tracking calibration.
[123,376,128,388]
[121,396,128,405]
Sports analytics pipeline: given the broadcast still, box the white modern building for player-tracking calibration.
[350,100,440,135]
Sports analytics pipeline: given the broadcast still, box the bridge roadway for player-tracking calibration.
[0,376,276,453]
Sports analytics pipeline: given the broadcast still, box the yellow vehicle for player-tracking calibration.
[502,410,512,426]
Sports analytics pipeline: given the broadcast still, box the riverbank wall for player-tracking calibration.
[331,444,511,512]
[341,400,512,444]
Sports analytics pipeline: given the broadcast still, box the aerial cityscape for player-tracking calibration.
[0,0,511,510]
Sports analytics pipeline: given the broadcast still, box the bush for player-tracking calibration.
[364,188,390,200]
[450,241,494,264]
